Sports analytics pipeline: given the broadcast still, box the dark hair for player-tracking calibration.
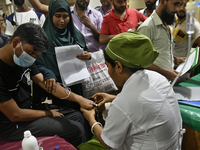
[103,49,116,68]
[10,0,25,6]
[103,50,144,73]
[56,8,67,12]
[9,23,48,52]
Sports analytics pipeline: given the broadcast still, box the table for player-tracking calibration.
[175,74,200,150]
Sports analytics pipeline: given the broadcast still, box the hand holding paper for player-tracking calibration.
[55,45,90,86]
[76,51,91,60]
[176,47,199,75]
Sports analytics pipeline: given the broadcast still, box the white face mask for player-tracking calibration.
[13,42,36,67]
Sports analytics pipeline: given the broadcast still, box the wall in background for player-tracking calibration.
[89,0,101,9]
[0,0,11,15]
[129,0,145,9]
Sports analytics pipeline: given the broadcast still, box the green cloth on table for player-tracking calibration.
[178,73,200,131]
[178,73,200,87]
[179,104,200,132]
[77,135,109,150]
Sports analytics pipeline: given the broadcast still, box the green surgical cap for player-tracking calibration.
[105,31,159,68]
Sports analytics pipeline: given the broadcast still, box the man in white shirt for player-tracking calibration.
[5,0,45,36]
[80,32,183,150]
[137,0,184,82]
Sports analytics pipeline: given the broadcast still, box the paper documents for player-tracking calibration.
[174,86,200,101]
[176,47,199,75]
[55,45,90,86]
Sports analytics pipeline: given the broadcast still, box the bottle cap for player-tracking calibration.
[24,130,31,138]
[55,146,59,149]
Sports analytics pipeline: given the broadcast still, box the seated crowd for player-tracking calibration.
[0,0,200,149]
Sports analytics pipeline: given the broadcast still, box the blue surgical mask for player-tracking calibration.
[13,42,36,67]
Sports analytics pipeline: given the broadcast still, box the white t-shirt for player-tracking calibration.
[5,8,45,36]
[101,70,182,150]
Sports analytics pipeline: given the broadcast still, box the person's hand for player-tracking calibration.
[80,15,93,28]
[129,21,143,32]
[92,93,116,107]
[0,22,6,35]
[78,96,94,110]
[76,51,91,60]
[50,109,64,118]
[0,22,6,29]
[165,69,182,82]
[174,56,185,65]
[43,78,57,93]
[80,107,96,122]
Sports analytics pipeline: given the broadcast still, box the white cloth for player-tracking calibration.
[173,18,200,57]
[137,11,174,70]
[101,70,182,150]
[5,8,45,36]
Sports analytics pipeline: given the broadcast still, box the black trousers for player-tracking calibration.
[0,108,86,148]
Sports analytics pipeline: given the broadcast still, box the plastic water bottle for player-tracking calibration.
[22,130,39,150]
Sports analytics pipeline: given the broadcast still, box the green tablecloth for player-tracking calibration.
[179,104,200,132]
[177,73,200,131]
[178,73,200,87]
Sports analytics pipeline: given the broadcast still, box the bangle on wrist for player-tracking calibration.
[91,122,102,134]
[60,88,71,99]
[57,82,71,100]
